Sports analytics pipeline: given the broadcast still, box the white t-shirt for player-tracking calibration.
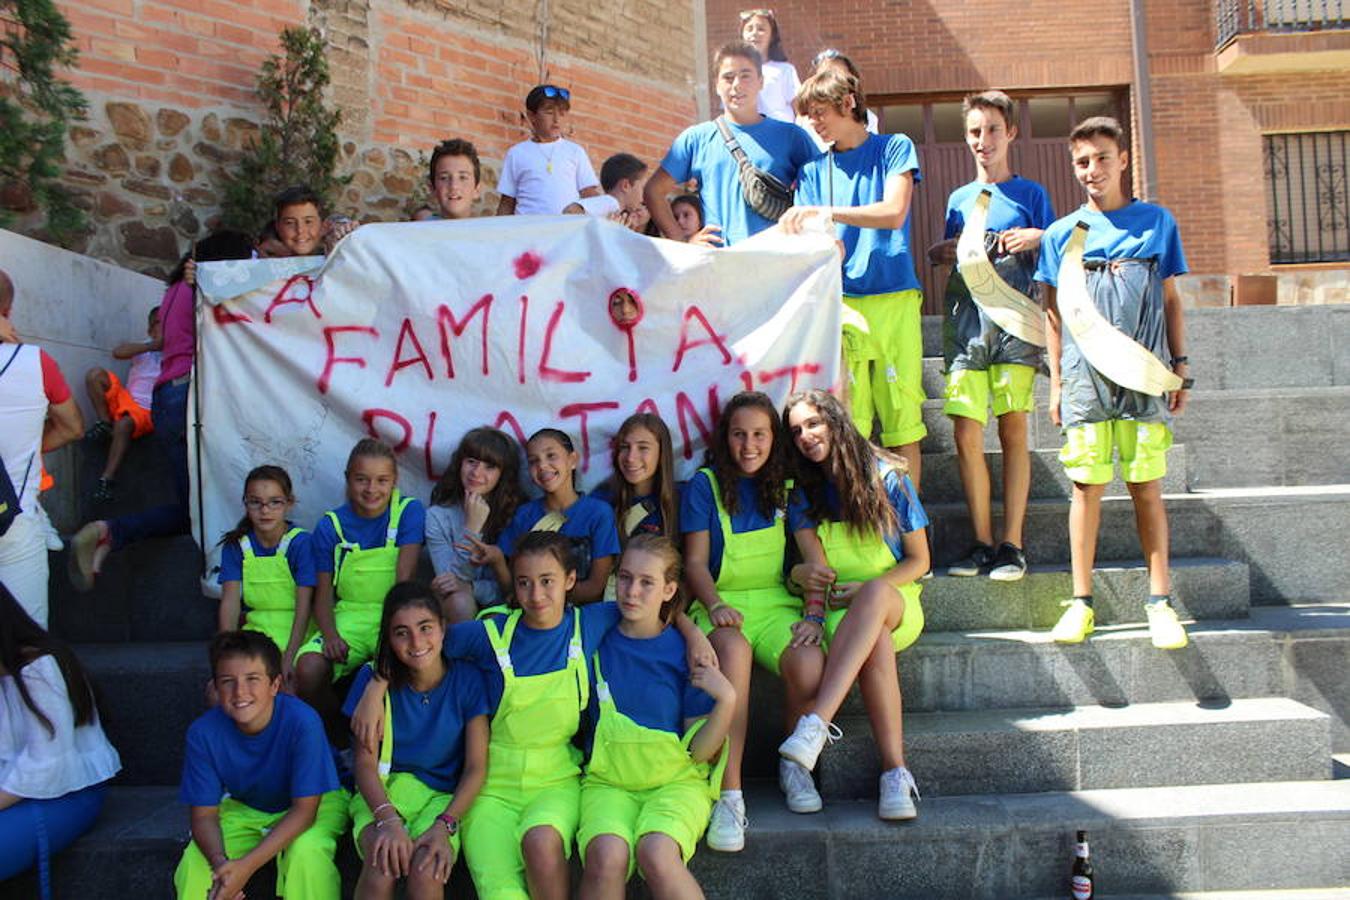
[575,195,621,217]
[497,139,600,215]
[0,654,121,799]
[759,60,802,123]
[125,348,162,409]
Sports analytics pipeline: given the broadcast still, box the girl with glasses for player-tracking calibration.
[217,465,316,691]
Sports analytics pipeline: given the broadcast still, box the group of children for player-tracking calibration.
[25,12,1196,896]
[176,383,933,898]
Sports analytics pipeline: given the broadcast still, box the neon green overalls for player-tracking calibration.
[174,792,349,900]
[347,686,459,856]
[577,653,725,870]
[239,528,303,655]
[296,491,412,678]
[817,519,925,653]
[689,469,799,674]
[461,609,588,900]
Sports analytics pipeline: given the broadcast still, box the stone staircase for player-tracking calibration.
[4,305,1348,898]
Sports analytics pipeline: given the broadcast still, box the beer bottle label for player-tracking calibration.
[1071,874,1093,899]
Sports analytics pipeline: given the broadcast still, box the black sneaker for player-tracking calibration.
[91,478,115,503]
[989,542,1027,582]
[947,543,995,577]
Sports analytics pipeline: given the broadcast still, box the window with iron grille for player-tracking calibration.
[1265,131,1350,264]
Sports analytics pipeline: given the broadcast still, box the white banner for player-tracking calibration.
[192,215,841,549]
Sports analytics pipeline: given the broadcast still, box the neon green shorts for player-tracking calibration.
[823,581,924,654]
[294,603,382,679]
[174,790,349,900]
[1060,420,1173,485]
[842,290,927,447]
[351,771,458,859]
[577,776,713,876]
[943,364,1037,425]
[688,586,800,675]
[462,777,581,900]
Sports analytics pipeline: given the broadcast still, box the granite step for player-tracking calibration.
[8,779,1348,899]
[817,696,1330,800]
[924,485,1350,605]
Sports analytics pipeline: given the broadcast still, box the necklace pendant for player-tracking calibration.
[547,162,553,173]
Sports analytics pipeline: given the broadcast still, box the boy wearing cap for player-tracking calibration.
[497,84,602,216]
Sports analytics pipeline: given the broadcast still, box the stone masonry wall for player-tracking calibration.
[5,0,696,275]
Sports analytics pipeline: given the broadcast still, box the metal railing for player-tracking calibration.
[1265,131,1350,264]
[1216,0,1346,48]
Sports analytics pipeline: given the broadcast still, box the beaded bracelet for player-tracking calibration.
[804,613,825,625]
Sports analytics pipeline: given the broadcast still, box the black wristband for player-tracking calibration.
[1171,355,1189,367]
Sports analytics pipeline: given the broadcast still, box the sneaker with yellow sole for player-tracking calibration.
[1146,598,1189,650]
[1051,599,1095,644]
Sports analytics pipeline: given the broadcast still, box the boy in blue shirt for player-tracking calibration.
[1035,116,1192,651]
[174,631,348,900]
[646,42,818,248]
[928,90,1056,581]
[782,67,926,484]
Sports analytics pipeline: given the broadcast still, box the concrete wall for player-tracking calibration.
[0,229,166,527]
[3,0,698,276]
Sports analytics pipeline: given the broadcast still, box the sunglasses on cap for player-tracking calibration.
[739,8,776,19]
[537,85,570,101]
[812,48,842,67]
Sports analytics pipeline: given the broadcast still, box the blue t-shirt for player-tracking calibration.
[446,603,622,713]
[311,496,427,577]
[795,132,922,295]
[179,693,338,814]
[944,176,1056,239]
[590,481,686,538]
[498,494,621,580]
[1035,201,1188,288]
[680,469,782,580]
[218,527,317,588]
[342,661,489,793]
[660,116,819,246]
[787,465,928,562]
[588,627,714,743]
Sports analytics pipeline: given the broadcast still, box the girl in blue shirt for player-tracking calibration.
[347,582,489,898]
[473,429,621,604]
[777,389,928,821]
[296,439,426,740]
[596,413,682,544]
[681,391,820,851]
[578,535,734,898]
[216,465,315,688]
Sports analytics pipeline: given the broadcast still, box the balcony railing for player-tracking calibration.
[1216,0,1347,48]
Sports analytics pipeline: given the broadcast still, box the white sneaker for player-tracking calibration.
[778,713,842,771]
[778,758,822,814]
[705,796,747,852]
[878,766,920,820]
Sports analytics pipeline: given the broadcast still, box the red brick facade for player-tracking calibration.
[707,0,1350,282]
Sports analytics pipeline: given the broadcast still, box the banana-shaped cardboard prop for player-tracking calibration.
[1057,222,1182,397]
[955,189,1047,347]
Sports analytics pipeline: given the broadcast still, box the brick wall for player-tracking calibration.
[704,0,1350,280]
[6,0,696,273]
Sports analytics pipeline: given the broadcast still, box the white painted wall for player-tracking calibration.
[0,229,167,528]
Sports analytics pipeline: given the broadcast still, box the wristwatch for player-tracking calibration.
[436,812,459,836]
